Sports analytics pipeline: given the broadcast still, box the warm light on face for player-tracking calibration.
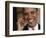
[24,8,39,27]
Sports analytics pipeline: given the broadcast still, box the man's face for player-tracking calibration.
[24,8,39,27]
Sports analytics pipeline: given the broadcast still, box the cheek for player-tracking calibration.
[25,15,28,19]
[32,14,38,21]
[33,13,37,17]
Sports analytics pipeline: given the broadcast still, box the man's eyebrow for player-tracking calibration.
[35,8,38,11]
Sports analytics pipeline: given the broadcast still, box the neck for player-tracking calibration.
[28,23,37,28]
[28,25,34,28]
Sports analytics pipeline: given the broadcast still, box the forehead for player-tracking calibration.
[24,8,37,12]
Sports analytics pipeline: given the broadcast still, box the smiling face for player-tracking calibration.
[24,8,39,28]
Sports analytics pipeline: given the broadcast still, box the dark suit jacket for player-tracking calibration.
[13,24,40,31]
[23,24,40,30]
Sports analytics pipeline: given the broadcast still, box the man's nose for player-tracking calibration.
[28,13,32,18]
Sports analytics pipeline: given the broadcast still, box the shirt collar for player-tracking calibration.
[28,24,38,30]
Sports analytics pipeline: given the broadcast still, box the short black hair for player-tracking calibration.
[23,8,38,12]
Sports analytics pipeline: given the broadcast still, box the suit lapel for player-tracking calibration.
[23,24,40,30]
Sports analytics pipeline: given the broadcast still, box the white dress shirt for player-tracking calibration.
[28,24,38,30]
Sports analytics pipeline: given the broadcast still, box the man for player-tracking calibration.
[13,7,24,31]
[17,8,40,31]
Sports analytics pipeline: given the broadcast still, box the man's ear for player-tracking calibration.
[38,13,40,16]
[37,8,40,16]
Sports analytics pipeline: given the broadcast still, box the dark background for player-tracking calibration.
[13,7,17,31]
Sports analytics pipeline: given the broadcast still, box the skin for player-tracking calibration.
[17,16,25,30]
[17,8,39,30]
[24,8,39,28]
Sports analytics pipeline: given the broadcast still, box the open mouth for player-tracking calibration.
[28,19,34,22]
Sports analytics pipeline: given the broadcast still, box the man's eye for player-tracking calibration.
[31,11,35,14]
[24,13,28,15]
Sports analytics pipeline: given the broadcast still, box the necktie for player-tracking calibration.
[32,28,34,30]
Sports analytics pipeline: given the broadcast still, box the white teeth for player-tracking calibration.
[29,19,33,22]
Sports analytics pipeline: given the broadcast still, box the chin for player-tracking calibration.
[28,23,36,27]
[29,25,35,28]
